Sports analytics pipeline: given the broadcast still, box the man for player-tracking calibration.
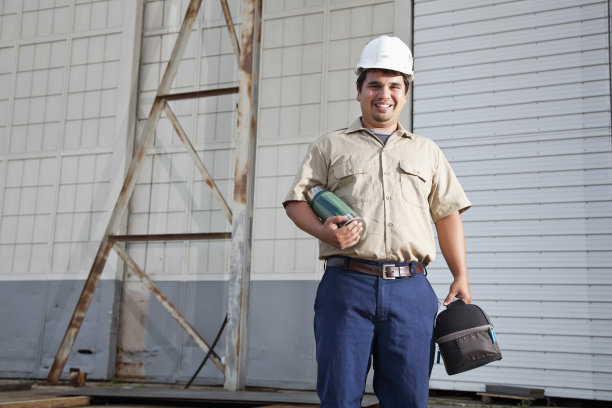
[283,35,472,408]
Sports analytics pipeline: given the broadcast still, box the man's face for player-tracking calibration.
[356,70,407,131]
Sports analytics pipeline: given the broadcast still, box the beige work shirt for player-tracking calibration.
[283,118,471,265]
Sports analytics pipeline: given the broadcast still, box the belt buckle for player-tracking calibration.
[381,264,396,280]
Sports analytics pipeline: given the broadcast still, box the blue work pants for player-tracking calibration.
[314,263,439,408]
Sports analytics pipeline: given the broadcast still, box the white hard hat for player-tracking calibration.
[356,35,414,82]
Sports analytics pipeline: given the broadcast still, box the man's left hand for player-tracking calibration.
[443,276,472,306]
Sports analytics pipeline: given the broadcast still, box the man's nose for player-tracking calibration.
[377,86,391,98]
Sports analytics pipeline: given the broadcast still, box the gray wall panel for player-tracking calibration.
[116,280,229,383]
[416,3,605,42]
[416,82,611,113]
[428,268,611,286]
[470,201,612,221]
[117,280,317,388]
[415,0,604,27]
[0,280,118,380]
[0,281,45,374]
[177,280,228,383]
[0,279,318,388]
[418,66,610,97]
[414,0,612,400]
[246,280,318,389]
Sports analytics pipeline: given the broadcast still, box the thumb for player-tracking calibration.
[443,292,456,307]
[326,215,348,225]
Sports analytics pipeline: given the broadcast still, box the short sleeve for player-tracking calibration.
[428,147,471,223]
[282,142,328,207]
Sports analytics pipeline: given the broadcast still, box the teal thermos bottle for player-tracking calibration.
[309,186,365,230]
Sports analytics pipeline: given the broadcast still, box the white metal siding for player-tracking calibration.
[0,0,142,378]
[413,0,612,401]
[127,0,241,283]
[256,0,405,280]
[0,0,140,282]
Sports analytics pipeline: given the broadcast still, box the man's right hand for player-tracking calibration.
[319,216,363,249]
[285,201,363,249]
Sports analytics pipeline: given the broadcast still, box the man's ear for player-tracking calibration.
[356,85,362,102]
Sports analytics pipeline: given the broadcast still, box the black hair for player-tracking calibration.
[356,68,410,93]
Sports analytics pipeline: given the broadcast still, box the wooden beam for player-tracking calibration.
[45,0,204,384]
[108,232,231,242]
[0,396,91,408]
[224,0,262,392]
[163,103,233,222]
[111,243,225,373]
[160,86,238,101]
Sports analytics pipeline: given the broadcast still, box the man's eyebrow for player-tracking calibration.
[366,79,403,88]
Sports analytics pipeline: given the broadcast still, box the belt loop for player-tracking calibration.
[410,263,416,277]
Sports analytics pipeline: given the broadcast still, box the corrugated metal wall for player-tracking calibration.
[413,0,612,401]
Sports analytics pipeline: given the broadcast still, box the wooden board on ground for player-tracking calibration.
[477,392,534,405]
[0,396,90,408]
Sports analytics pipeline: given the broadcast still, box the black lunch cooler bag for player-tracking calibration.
[434,299,502,375]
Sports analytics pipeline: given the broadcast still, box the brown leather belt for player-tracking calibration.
[326,256,425,279]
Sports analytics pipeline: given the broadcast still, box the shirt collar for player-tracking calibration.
[347,117,413,139]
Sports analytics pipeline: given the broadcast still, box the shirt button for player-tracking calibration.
[388,222,393,227]
[384,171,390,175]
[386,196,391,200]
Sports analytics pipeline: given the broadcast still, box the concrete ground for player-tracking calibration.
[0,380,579,408]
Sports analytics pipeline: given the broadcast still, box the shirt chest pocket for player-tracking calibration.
[331,159,376,205]
[398,160,432,208]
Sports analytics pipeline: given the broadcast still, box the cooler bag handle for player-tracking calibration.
[446,298,467,309]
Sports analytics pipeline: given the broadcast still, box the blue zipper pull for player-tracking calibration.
[489,327,497,344]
